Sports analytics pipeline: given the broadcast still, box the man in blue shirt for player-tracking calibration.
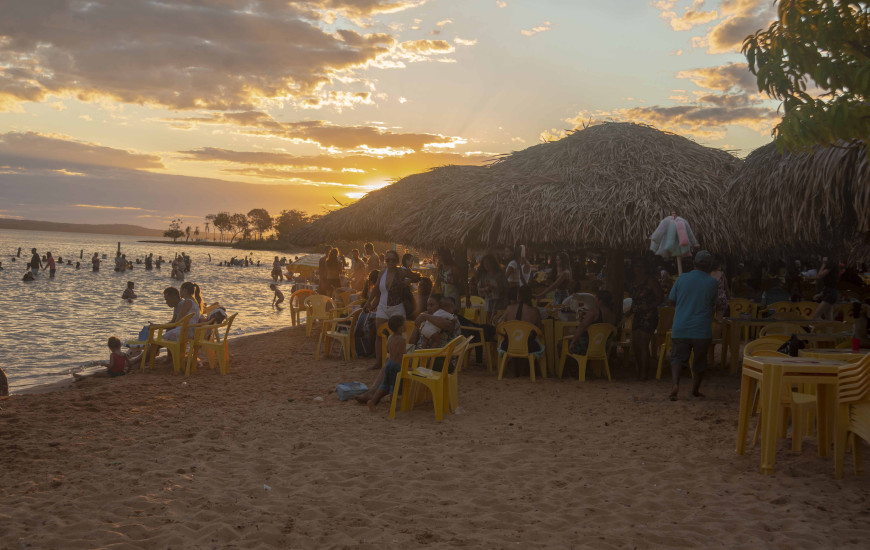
[668,250,718,401]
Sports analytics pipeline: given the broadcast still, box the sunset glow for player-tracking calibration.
[0,0,779,227]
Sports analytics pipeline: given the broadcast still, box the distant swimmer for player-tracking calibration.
[75,262,81,270]
[0,261,3,271]
[17,247,21,258]
[22,270,34,282]
[73,336,141,381]
[156,255,163,269]
[92,252,101,272]
[145,253,153,270]
[270,283,284,309]
[122,281,137,302]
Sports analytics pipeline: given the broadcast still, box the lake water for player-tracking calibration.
[0,229,310,392]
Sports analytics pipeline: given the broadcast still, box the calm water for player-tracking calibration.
[0,229,310,392]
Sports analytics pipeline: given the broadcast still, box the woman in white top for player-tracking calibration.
[504,246,532,290]
[364,250,408,369]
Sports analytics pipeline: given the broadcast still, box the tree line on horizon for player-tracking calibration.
[163,209,321,243]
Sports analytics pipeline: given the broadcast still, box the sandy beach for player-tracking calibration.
[2,326,870,549]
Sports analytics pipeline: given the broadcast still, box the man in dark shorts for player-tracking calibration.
[668,250,718,401]
[29,248,42,277]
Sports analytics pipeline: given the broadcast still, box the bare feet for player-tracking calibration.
[367,399,377,412]
[669,385,679,401]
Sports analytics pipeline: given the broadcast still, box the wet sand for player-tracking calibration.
[2,326,870,548]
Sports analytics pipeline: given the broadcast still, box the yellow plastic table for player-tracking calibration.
[736,355,845,475]
[725,318,846,374]
[799,348,870,363]
[542,318,577,376]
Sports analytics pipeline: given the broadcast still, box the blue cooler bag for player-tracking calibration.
[335,382,368,401]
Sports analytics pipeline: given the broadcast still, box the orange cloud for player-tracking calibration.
[521,22,552,36]
[168,112,464,151]
[0,132,164,171]
[0,1,401,111]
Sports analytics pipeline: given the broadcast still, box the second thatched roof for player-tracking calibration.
[723,140,870,258]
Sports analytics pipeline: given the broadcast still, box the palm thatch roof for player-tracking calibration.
[290,165,489,246]
[293,122,742,251]
[403,122,741,250]
[723,140,870,259]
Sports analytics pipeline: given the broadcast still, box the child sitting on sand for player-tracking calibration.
[365,315,406,411]
[74,337,142,381]
[270,283,284,308]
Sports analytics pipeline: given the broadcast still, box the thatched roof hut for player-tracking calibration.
[290,165,489,246]
[414,122,741,251]
[293,123,742,252]
[723,140,869,259]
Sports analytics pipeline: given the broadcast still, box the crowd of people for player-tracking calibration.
[292,243,870,406]
[7,246,194,282]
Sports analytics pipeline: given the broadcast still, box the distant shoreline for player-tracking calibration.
[0,218,163,237]
[137,240,235,247]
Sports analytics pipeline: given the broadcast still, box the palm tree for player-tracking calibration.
[204,222,210,241]
[194,226,200,241]
[185,226,191,242]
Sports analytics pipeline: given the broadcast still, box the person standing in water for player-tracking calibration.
[92,252,101,272]
[29,248,42,278]
[43,252,57,278]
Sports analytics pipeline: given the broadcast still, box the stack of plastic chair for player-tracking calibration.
[557,323,616,381]
[186,313,238,375]
[834,356,870,478]
[729,298,759,340]
[318,309,362,360]
[496,321,546,382]
[289,289,315,326]
[303,295,336,337]
[389,336,464,421]
[459,321,495,372]
[653,306,675,356]
[766,301,794,316]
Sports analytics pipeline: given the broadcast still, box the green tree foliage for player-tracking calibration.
[212,212,232,242]
[247,208,273,240]
[229,213,249,243]
[273,209,310,241]
[743,1,870,150]
[163,218,184,242]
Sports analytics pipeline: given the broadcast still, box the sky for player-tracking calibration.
[0,0,781,230]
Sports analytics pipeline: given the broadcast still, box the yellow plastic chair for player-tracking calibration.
[759,323,808,337]
[557,323,616,381]
[835,303,858,324]
[744,337,790,356]
[744,345,817,452]
[836,340,853,349]
[461,306,485,325]
[389,336,462,421]
[303,294,337,337]
[376,320,416,367]
[729,299,760,340]
[654,306,675,356]
[128,313,194,373]
[765,301,794,316]
[289,289,315,326]
[794,301,818,319]
[447,337,471,413]
[654,330,694,380]
[496,321,546,382]
[318,309,362,360]
[186,313,237,376]
[468,295,485,307]
[834,356,870,477]
[460,323,495,373]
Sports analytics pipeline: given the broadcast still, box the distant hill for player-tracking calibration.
[0,218,164,237]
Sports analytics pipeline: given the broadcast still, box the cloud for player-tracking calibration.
[496,1,507,7]
[176,147,492,187]
[0,132,164,172]
[454,37,478,46]
[169,111,463,151]
[75,204,144,211]
[0,1,405,112]
[659,0,718,31]
[521,22,552,37]
[705,2,775,53]
[676,62,758,94]
[399,39,455,56]
[601,104,779,139]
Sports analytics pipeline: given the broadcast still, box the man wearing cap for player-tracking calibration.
[668,250,718,400]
